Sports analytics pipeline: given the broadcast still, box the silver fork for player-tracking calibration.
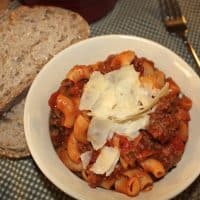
[159,0,200,69]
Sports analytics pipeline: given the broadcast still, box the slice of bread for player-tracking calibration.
[0,5,90,157]
[0,5,90,116]
[0,99,30,158]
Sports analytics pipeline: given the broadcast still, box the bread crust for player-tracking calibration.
[0,147,30,158]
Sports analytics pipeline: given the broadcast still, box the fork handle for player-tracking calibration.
[182,36,200,69]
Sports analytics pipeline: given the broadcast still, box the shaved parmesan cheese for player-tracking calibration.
[113,82,169,122]
[87,117,113,150]
[80,151,92,169]
[79,72,109,111]
[79,65,157,120]
[80,65,167,150]
[92,87,116,118]
[88,115,149,150]
[105,65,139,86]
[112,115,149,138]
[90,146,120,176]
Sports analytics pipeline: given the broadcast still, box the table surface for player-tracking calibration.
[0,0,200,199]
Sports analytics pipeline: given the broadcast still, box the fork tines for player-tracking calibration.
[159,0,200,68]
[159,0,184,20]
[159,0,187,31]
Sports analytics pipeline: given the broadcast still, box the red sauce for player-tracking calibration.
[133,131,161,161]
[117,135,133,154]
[20,0,117,23]
[89,150,100,164]
[132,57,145,74]
[68,79,88,97]
[48,90,59,109]
[178,95,192,110]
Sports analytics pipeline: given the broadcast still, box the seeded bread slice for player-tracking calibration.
[0,5,90,116]
[0,5,90,157]
[0,99,30,158]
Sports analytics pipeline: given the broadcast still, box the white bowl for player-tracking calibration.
[24,35,200,200]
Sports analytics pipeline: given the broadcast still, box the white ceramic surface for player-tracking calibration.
[24,35,200,200]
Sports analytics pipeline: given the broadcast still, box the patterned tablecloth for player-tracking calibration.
[0,0,200,199]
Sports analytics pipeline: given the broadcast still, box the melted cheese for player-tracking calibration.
[90,146,120,176]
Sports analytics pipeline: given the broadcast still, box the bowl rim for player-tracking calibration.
[24,34,200,200]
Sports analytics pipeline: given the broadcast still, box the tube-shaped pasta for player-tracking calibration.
[124,169,139,178]
[74,114,89,144]
[140,76,154,89]
[142,59,155,76]
[115,176,140,196]
[57,142,83,172]
[67,132,81,164]
[120,157,129,170]
[56,94,76,128]
[140,175,153,192]
[90,63,100,72]
[178,121,188,142]
[111,50,135,67]
[124,169,153,191]
[101,177,116,189]
[140,70,165,90]
[140,158,165,178]
[67,65,91,83]
[71,97,81,109]
[154,70,165,89]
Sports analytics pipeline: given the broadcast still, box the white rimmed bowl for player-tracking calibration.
[24,35,200,200]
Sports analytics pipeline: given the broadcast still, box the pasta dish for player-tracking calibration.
[48,50,192,196]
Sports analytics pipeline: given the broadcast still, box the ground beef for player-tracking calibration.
[133,131,162,161]
[133,93,188,170]
[50,126,71,148]
[153,93,178,113]
[154,136,185,170]
[132,57,144,74]
[148,112,179,144]
[49,110,71,148]
[60,78,88,97]
[49,109,63,127]
[147,93,180,143]
[98,55,121,74]
[78,142,92,153]
[133,131,185,171]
